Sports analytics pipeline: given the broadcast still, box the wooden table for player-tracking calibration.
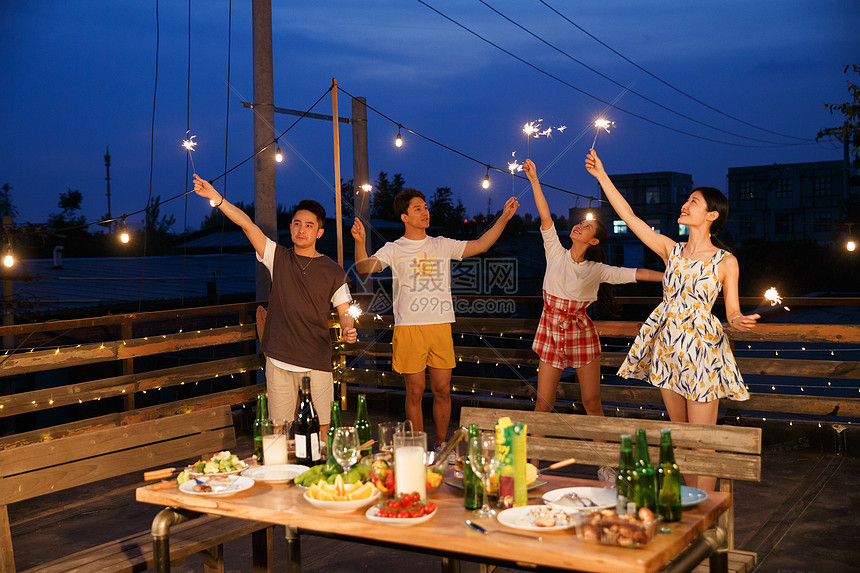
[136,472,730,573]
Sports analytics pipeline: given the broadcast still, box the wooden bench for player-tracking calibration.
[459,406,762,573]
[0,405,272,573]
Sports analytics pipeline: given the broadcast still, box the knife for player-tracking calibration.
[465,519,542,541]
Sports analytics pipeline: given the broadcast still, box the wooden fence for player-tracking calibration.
[1,296,858,448]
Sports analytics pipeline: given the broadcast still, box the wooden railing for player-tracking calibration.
[1,296,858,447]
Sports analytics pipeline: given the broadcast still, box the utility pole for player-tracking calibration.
[104,145,112,220]
[252,0,276,302]
[817,125,853,199]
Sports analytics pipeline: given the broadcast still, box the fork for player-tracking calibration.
[546,491,596,507]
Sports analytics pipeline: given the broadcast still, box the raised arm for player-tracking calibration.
[462,196,520,257]
[719,254,759,331]
[523,159,553,230]
[350,218,384,274]
[585,150,675,263]
[635,268,665,282]
[193,174,267,258]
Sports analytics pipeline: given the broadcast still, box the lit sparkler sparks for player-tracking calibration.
[764,287,782,306]
[590,118,616,149]
[347,301,363,321]
[181,135,198,152]
[523,121,541,138]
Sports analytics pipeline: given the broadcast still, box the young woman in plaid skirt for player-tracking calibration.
[523,160,663,422]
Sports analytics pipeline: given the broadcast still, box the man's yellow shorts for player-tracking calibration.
[392,324,456,374]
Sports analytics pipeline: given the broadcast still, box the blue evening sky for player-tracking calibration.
[1,1,857,232]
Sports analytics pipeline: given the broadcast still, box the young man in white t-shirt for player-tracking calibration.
[352,188,519,450]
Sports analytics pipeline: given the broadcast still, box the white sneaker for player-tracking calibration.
[597,466,616,482]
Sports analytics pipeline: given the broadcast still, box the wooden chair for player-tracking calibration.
[460,407,762,573]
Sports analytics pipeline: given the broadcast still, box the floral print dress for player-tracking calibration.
[618,243,748,402]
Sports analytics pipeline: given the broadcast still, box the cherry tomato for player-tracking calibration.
[386,500,401,510]
[410,509,424,518]
[423,502,436,515]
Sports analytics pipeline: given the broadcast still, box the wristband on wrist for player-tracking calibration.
[214,195,224,207]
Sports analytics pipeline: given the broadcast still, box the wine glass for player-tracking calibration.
[468,432,500,517]
[332,426,360,473]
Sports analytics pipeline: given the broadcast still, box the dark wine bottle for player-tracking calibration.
[294,376,322,465]
[326,400,343,464]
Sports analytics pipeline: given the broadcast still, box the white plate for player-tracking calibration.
[681,486,708,507]
[542,487,616,511]
[303,488,380,513]
[496,506,580,532]
[365,505,437,526]
[179,475,255,497]
[241,464,309,484]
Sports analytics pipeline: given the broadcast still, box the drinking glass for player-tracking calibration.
[332,426,360,473]
[468,432,500,517]
[394,430,427,502]
[378,421,413,455]
[262,419,289,465]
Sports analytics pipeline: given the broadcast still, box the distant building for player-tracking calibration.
[579,171,692,269]
[725,160,855,246]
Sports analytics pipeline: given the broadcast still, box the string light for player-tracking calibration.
[119,218,130,244]
[2,240,13,268]
[395,125,403,148]
[482,166,490,190]
[275,140,283,163]
[585,198,595,221]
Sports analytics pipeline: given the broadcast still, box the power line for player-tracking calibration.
[478,0,809,145]
[536,0,810,142]
[416,0,813,149]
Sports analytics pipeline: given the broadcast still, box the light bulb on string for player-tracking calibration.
[119,218,130,244]
[395,125,403,148]
[848,240,856,252]
[2,252,12,268]
[585,198,595,221]
[275,140,283,163]
[482,166,490,190]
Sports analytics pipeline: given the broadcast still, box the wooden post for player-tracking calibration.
[351,97,372,293]
[332,78,343,269]
[252,0,276,301]
[121,320,135,411]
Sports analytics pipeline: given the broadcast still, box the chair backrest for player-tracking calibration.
[0,405,237,505]
[459,407,762,482]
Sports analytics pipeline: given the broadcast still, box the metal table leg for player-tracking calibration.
[151,507,200,573]
[286,525,302,573]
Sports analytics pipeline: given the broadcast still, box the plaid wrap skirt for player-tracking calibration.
[532,291,600,369]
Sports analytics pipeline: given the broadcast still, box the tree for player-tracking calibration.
[371,171,405,221]
[145,195,176,235]
[47,188,86,229]
[0,183,16,218]
[824,64,860,162]
[200,200,254,230]
[428,186,467,235]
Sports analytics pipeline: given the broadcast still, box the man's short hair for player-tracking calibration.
[292,199,326,227]
[393,188,426,218]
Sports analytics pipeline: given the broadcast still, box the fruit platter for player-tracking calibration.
[303,474,380,512]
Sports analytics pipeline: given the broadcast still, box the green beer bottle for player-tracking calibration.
[326,400,343,463]
[253,392,268,462]
[463,424,483,510]
[615,434,637,516]
[656,429,682,522]
[634,429,657,511]
[355,394,373,456]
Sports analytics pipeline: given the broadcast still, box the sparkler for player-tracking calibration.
[508,152,523,195]
[522,119,567,157]
[590,118,615,150]
[753,287,790,321]
[347,301,363,321]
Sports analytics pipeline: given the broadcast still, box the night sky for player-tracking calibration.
[1,0,857,233]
